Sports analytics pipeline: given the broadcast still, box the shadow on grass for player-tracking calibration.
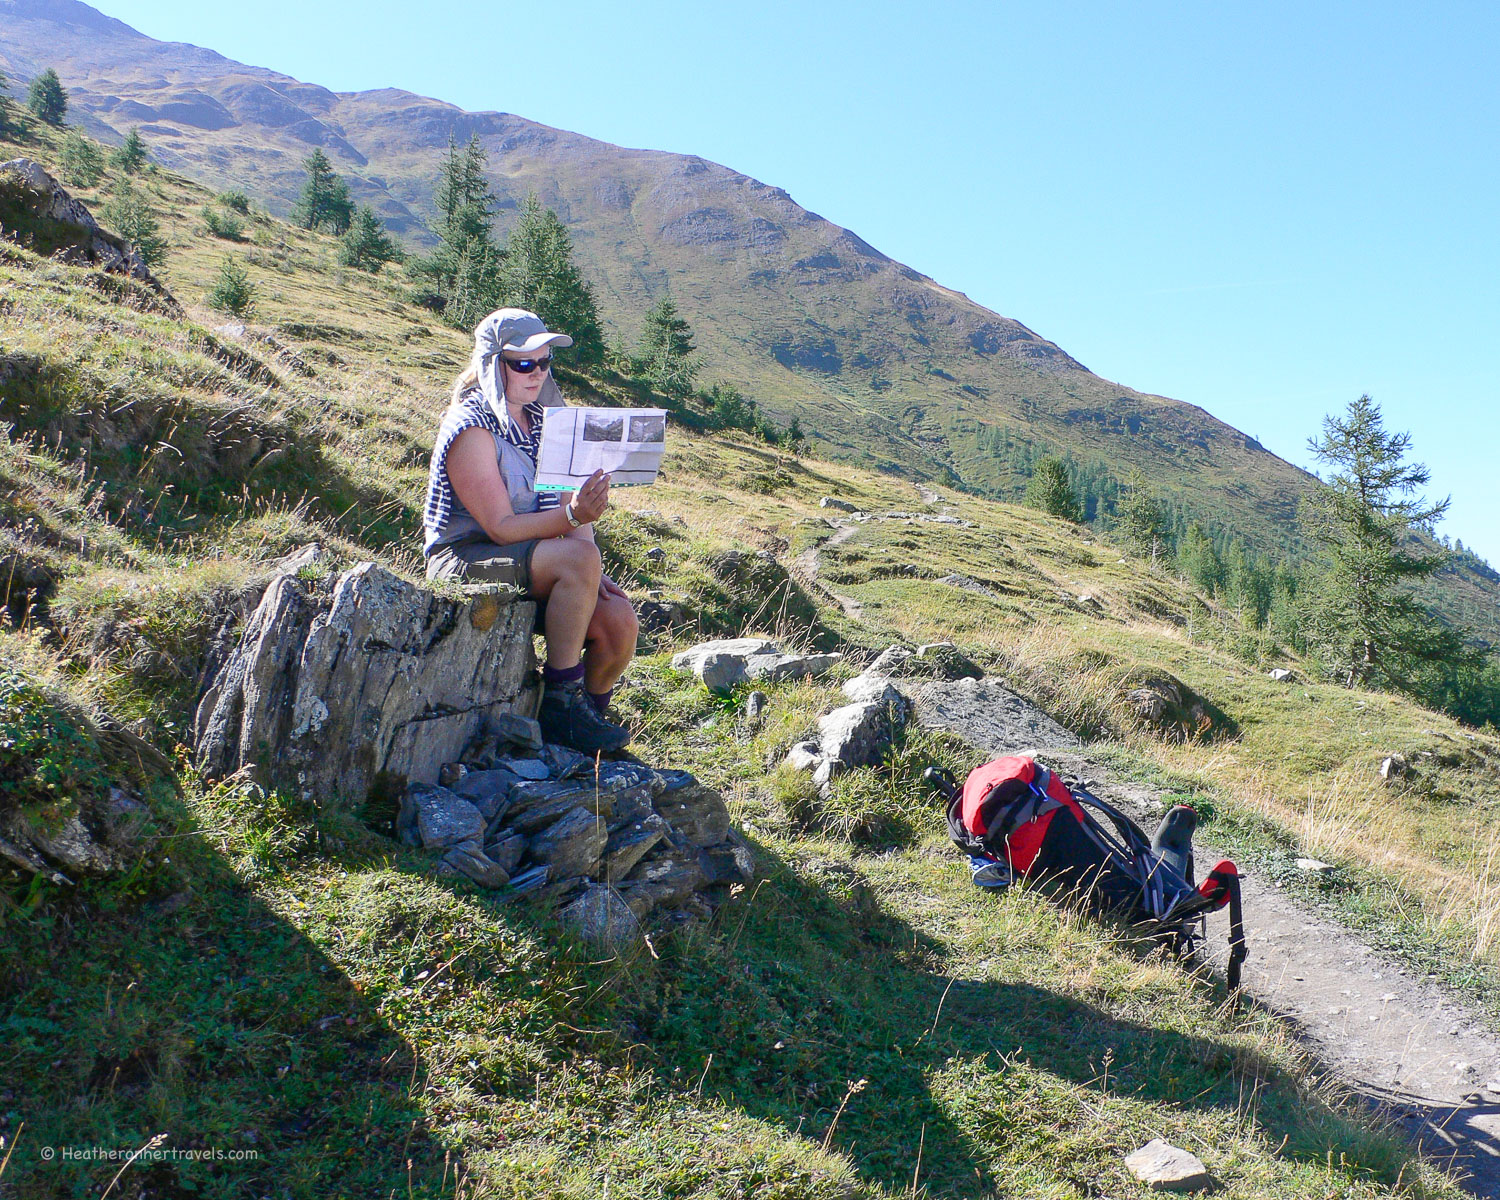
[596,836,1441,1197]
[0,804,452,1197]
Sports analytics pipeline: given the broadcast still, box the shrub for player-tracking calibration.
[206,256,256,317]
[216,190,250,214]
[200,205,245,241]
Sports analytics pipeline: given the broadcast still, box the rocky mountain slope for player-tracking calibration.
[2,0,1495,636]
[2,117,1498,1198]
[0,2,1315,527]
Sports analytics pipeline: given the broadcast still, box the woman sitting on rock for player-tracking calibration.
[423,308,637,755]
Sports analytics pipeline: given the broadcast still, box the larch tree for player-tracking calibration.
[293,148,354,234]
[1301,394,1460,689]
[27,68,67,124]
[501,193,604,366]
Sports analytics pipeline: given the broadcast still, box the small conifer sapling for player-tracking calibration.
[207,256,256,317]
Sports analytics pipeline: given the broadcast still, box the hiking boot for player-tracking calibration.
[1151,804,1198,883]
[538,679,630,755]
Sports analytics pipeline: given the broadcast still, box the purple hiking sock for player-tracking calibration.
[588,688,614,715]
[543,662,586,687]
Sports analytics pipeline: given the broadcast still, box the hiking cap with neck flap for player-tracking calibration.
[473,308,572,419]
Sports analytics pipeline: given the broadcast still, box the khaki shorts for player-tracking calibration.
[425,538,541,593]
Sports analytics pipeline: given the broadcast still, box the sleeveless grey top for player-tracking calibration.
[422,387,557,555]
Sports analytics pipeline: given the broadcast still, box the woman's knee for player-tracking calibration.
[543,537,601,589]
[589,595,638,656]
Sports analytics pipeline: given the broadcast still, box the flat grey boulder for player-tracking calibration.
[409,785,484,850]
[603,815,670,883]
[819,496,858,512]
[526,806,609,879]
[699,829,756,886]
[783,740,822,772]
[1268,668,1294,682]
[868,645,915,675]
[671,638,840,691]
[441,842,511,888]
[654,771,732,846]
[913,677,1080,757]
[1123,1140,1212,1192]
[842,673,908,706]
[818,697,904,772]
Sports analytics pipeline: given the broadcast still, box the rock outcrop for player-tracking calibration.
[914,676,1081,756]
[0,784,155,885]
[194,551,540,806]
[0,158,176,306]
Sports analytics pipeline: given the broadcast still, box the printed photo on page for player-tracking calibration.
[535,407,667,490]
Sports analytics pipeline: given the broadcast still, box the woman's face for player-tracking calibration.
[502,351,551,405]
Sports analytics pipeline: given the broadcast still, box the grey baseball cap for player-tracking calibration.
[481,307,573,355]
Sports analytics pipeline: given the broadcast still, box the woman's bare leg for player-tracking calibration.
[583,591,638,694]
[527,538,601,668]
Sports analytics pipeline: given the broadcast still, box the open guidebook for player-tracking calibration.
[534,407,667,491]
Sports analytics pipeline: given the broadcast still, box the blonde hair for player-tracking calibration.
[450,364,480,405]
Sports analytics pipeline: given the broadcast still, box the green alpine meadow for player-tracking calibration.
[1,23,1499,1200]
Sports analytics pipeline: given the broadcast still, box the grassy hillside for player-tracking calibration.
[2,116,1498,1198]
[4,0,1480,583]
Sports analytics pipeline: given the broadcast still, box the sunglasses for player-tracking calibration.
[503,355,553,375]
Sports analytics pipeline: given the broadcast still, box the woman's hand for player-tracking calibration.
[598,572,629,601]
[570,470,610,525]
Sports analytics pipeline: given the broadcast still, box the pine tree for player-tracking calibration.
[27,69,67,124]
[100,178,167,268]
[110,128,149,175]
[634,296,697,396]
[339,206,402,272]
[0,68,12,131]
[500,193,604,365]
[1301,394,1461,689]
[1116,475,1166,564]
[1023,456,1083,522]
[293,149,354,233]
[60,130,105,188]
[416,135,501,322]
[206,256,256,317]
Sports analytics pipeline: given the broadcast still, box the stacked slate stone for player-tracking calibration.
[396,714,754,944]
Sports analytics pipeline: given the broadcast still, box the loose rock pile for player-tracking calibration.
[397,715,754,944]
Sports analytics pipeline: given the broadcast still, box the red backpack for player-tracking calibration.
[940,755,1247,989]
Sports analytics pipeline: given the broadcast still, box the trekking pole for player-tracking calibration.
[922,766,958,804]
[1226,874,1248,993]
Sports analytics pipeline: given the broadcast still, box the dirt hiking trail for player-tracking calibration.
[1043,749,1500,1197]
[794,483,1500,1195]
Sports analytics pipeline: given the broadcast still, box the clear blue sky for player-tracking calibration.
[92,0,1500,567]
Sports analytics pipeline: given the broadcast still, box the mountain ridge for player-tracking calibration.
[5,0,1497,650]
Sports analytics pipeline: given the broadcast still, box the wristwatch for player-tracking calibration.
[564,502,582,528]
